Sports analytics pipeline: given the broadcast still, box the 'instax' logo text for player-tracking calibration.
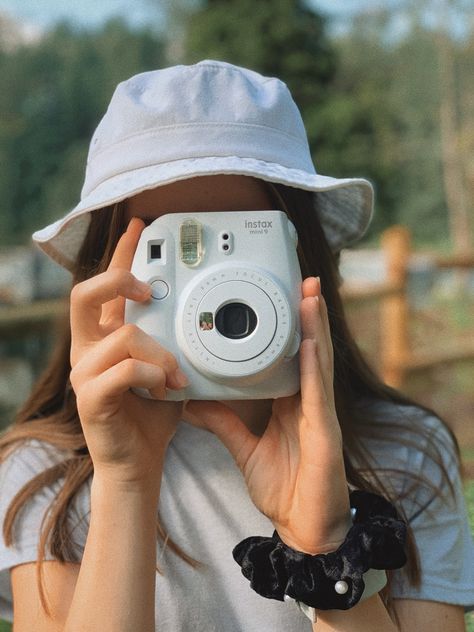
[244,220,273,229]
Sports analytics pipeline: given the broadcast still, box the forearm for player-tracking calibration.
[312,594,398,631]
[64,475,160,632]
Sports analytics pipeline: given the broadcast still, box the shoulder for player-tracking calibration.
[357,400,474,608]
[1,436,69,466]
[0,438,71,530]
[0,438,69,493]
[0,439,68,568]
[0,437,91,540]
[355,400,460,517]
[356,399,457,470]
[0,439,85,623]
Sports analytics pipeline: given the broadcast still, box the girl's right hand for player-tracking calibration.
[69,217,188,490]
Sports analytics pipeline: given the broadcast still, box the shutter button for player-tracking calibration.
[151,280,169,300]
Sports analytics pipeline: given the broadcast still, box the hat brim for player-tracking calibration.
[32,155,373,270]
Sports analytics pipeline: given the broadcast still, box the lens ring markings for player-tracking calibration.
[176,266,293,379]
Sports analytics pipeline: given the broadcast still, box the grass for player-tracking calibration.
[465,481,474,631]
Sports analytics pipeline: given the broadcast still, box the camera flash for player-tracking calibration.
[180,219,203,266]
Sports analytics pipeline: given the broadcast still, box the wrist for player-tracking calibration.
[276,513,353,555]
[92,469,162,503]
[233,490,407,617]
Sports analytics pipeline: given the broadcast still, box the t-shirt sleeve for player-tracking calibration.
[0,439,90,623]
[388,414,474,611]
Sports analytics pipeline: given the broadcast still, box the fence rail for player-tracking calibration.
[0,298,67,336]
[0,226,473,389]
[359,226,473,387]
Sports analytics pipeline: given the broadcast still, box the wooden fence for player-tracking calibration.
[341,225,474,387]
[0,225,473,389]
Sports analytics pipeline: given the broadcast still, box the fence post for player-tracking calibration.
[380,226,411,388]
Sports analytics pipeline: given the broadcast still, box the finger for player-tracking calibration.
[70,268,151,354]
[102,217,147,326]
[184,400,259,471]
[305,278,333,362]
[87,359,169,408]
[71,323,188,391]
[302,276,320,298]
[108,217,145,270]
[318,293,334,373]
[299,337,330,422]
[300,296,332,398]
[301,278,334,383]
[299,338,345,493]
[302,277,329,351]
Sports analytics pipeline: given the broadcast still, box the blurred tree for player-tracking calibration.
[328,2,474,249]
[0,19,165,246]
[181,0,336,107]
[458,31,474,244]
[162,0,427,241]
[313,11,410,239]
[168,0,473,248]
[178,0,338,163]
[434,1,473,253]
[2,2,472,251]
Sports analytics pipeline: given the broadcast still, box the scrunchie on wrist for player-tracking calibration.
[232,490,407,611]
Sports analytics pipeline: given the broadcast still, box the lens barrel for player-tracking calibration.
[215,302,258,339]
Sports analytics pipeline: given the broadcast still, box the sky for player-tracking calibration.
[0,0,375,32]
[0,0,159,30]
[0,0,468,43]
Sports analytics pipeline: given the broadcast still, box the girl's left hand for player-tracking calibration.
[184,276,351,554]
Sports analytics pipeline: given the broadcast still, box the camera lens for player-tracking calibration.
[215,302,257,339]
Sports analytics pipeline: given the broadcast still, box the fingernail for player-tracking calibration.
[171,368,189,389]
[128,217,141,230]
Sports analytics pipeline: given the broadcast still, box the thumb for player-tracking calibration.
[184,400,259,470]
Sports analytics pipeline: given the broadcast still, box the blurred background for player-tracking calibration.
[0,0,473,627]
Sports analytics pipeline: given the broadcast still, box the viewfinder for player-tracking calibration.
[148,239,165,263]
[150,244,161,259]
[180,219,203,266]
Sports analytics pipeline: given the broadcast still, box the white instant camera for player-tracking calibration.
[125,210,302,400]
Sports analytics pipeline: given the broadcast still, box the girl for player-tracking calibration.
[1,60,473,632]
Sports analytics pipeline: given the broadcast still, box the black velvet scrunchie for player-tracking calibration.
[232,490,407,610]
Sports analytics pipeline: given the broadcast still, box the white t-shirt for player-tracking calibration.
[1,404,473,630]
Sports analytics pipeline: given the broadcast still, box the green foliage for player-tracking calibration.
[181,0,338,195]
[466,481,474,631]
[467,611,474,632]
[0,19,165,246]
[466,481,474,532]
[183,0,336,114]
[1,3,472,250]
[179,1,473,246]
[312,19,448,241]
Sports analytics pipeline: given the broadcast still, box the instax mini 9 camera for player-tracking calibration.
[125,210,302,400]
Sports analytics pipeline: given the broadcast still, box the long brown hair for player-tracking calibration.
[0,183,461,623]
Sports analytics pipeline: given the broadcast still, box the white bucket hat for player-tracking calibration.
[32,59,374,270]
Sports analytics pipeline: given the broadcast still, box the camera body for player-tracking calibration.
[125,210,302,400]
